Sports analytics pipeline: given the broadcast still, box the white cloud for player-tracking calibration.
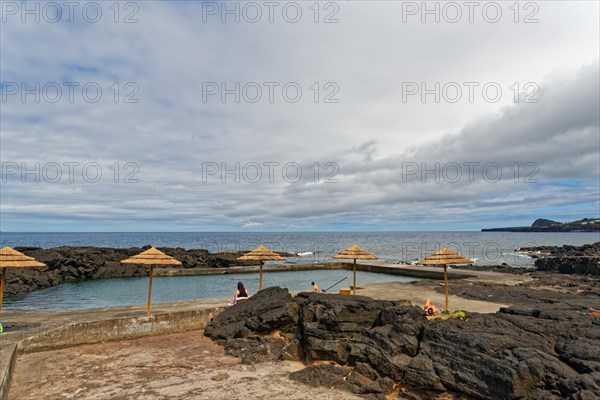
[0,1,598,231]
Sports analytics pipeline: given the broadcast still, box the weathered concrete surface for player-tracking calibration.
[357,282,507,313]
[8,330,363,400]
[360,262,531,286]
[1,301,225,399]
[154,262,340,276]
[18,307,223,354]
[0,345,17,400]
[0,296,227,350]
[154,261,511,284]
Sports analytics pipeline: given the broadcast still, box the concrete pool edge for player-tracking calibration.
[152,261,479,280]
[0,344,17,400]
[16,306,225,354]
[0,303,226,400]
[3,263,523,313]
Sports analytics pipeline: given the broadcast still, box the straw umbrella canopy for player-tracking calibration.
[333,245,378,295]
[121,247,181,316]
[0,247,47,313]
[237,245,285,290]
[418,248,472,311]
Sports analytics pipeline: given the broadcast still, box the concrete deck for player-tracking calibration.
[0,297,227,350]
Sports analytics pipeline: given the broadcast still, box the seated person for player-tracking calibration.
[227,282,250,305]
[311,281,326,293]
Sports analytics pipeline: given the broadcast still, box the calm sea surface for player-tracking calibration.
[1,231,598,266]
[1,232,598,311]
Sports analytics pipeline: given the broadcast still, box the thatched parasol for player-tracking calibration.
[418,248,472,311]
[333,245,378,295]
[121,247,181,316]
[0,247,47,313]
[238,245,285,290]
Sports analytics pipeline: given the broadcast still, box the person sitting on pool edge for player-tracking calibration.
[227,282,250,305]
[311,281,325,293]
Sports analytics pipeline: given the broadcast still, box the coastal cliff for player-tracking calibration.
[482,218,600,232]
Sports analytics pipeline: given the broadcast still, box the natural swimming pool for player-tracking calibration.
[4,269,421,311]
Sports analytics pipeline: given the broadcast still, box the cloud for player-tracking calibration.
[0,2,598,231]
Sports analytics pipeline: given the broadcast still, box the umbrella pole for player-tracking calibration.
[147,265,154,316]
[259,260,263,290]
[0,268,5,314]
[444,265,449,311]
[353,258,357,296]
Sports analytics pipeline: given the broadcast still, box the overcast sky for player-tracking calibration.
[1,1,599,231]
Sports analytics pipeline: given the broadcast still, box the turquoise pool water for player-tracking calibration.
[4,269,420,311]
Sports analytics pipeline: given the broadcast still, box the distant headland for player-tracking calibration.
[482,218,600,232]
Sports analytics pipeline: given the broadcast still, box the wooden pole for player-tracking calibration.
[0,268,6,314]
[353,258,357,296]
[259,260,263,290]
[444,265,449,311]
[147,265,154,316]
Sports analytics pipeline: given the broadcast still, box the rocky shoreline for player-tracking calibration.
[204,274,600,400]
[516,242,600,258]
[4,246,284,296]
[3,243,600,399]
[517,242,600,275]
[5,242,599,296]
[201,242,600,400]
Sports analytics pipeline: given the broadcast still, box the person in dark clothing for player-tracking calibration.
[228,282,250,305]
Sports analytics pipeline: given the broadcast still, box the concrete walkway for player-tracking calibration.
[0,297,227,349]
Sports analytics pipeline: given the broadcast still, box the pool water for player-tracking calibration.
[4,269,420,311]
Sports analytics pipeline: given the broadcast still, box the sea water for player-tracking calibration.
[1,231,598,266]
[2,231,598,311]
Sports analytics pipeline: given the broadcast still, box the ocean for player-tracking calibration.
[2,231,598,311]
[1,231,599,267]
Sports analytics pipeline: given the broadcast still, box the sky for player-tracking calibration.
[0,1,599,232]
